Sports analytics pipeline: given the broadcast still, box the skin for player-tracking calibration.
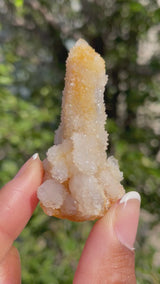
[0,155,140,283]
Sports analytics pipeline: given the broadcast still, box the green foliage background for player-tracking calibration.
[0,0,160,283]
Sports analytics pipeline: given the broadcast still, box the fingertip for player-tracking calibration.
[74,193,140,283]
[0,153,44,257]
[114,191,141,250]
[15,153,44,183]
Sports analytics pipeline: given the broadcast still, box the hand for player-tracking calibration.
[0,154,140,283]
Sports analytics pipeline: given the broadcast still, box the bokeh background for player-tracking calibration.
[0,0,160,283]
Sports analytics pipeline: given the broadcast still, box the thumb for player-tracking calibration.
[74,191,141,284]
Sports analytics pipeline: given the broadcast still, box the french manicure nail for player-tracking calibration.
[114,191,141,250]
[32,153,39,160]
[120,191,141,205]
[15,153,39,178]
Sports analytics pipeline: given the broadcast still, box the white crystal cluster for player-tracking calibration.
[37,39,125,221]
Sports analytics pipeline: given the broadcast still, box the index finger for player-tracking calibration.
[0,154,44,262]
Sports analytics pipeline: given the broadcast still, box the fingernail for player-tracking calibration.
[32,153,39,160]
[114,191,141,250]
[15,153,39,178]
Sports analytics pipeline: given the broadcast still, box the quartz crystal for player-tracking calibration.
[37,39,125,221]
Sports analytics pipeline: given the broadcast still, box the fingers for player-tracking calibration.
[74,192,141,284]
[0,154,44,261]
[0,246,21,284]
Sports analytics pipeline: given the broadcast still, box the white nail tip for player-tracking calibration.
[32,153,39,160]
[120,191,141,205]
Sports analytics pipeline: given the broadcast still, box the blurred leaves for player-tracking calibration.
[0,0,160,283]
